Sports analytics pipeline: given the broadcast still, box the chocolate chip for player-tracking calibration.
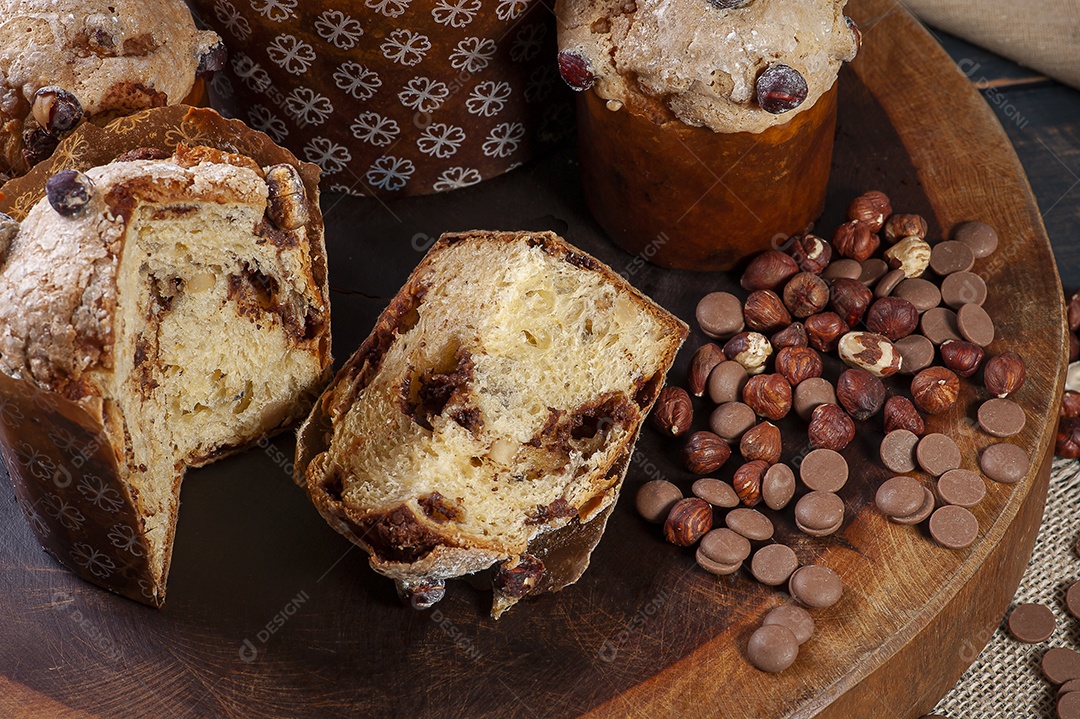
[920,307,963,345]
[916,433,962,477]
[45,169,95,216]
[788,565,843,609]
[692,478,740,509]
[1059,691,1080,719]
[707,361,749,404]
[697,292,745,339]
[894,334,935,375]
[746,624,800,673]
[795,490,845,536]
[822,258,862,282]
[859,258,889,287]
[890,487,935,525]
[940,271,987,309]
[880,429,919,473]
[874,268,907,299]
[800,448,848,493]
[755,64,808,114]
[929,505,979,549]
[935,469,986,508]
[793,377,837,421]
[1068,581,1080,620]
[726,508,774,542]
[697,528,751,575]
[930,241,976,276]
[977,398,1026,438]
[635,480,683,523]
[709,401,756,442]
[1059,678,1080,697]
[952,221,998,258]
[980,442,1029,484]
[876,476,925,518]
[751,544,799,586]
[893,278,942,312]
[955,303,995,347]
[1044,647,1080,684]
[762,463,796,510]
[1008,602,1056,643]
[762,604,815,644]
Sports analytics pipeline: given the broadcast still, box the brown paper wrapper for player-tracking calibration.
[187,0,573,198]
[0,105,327,606]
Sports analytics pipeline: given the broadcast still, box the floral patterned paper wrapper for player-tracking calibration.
[188,0,573,197]
[0,105,323,605]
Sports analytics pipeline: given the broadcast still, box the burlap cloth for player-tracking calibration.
[904,0,1080,90]
[931,457,1080,717]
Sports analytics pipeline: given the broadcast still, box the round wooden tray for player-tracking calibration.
[0,0,1068,716]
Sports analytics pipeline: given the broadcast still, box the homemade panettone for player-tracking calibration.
[0,144,330,605]
[0,0,222,178]
[295,230,687,617]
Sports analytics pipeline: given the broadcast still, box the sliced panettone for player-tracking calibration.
[296,230,687,617]
[0,144,330,605]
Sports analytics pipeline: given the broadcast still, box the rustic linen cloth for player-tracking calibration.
[932,457,1080,717]
[902,0,1080,90]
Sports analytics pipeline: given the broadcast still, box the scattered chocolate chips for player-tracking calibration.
[952,221,999,259]
[45,169,95,216]
[755,63,808,114]
[1008,603,1056,643]
[935,469,986,508]
[696,292,745,339]
[788,565,843,609]
[916,433,962,477]
[747,624,800,673]
[880,429,919,473]
[928,505,979,549]
[980,442,1030,484]
[978,398,1026,438]
[762,604,815,645]
[751,544,799,586]
[799,448,848,493]
[635,480,683,522]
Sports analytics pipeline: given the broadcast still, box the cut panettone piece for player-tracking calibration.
[296,230,687,617]
[0,145,331,605]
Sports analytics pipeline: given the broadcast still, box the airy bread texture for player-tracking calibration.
[0,146,330,603]
[297,230,687,616]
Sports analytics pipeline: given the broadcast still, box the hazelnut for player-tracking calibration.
[744,290,792,333]
[663,498,713,546]
[1062,391,1080,420]
[740,422,782,465]
[983,352,1026,399]
[804,312,849,352]
[783,272,830,318]
[31,86,84,135]
[836,368,886,421]
[733,460,770,507]
[492,554,545,599]
[45,169,95,217]
[865,296,919,340]
[838,331,902,377]
[741,251,799,291]
[940,340,985,378]
[683,431,732,474]
[742,374,793,421]
[650,386,693,436]
[884,237,932,278]
[557,51,596,91]
[830,278,874,327]
[883,395,925,435]
[884,214,929,244]
[398,579,446,609]
[688,343,726,397]
[1058,417,1080,459]
[771,322,808,349]
[723,332,773,375]
[808,403,856,451]
[847,190,892,232]
[832,221,880,262]
[265,163,310,230]
[911,366,961,414]
[787,234,832,275]
[774,346,823,386]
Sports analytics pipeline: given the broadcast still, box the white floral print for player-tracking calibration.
[449,37,497,74]
[334,62,382,101]
[482,122,525,158]
[250,0,296,22]
[304,137,352,175]
[267,34,316,75]
[248,105,289,142]
[0,395,23,428]
[232,53,273,93]
[466,81,512,117]
[381,29,431,68]
[511,23,546,63]
[285,87,334,127]
[524,64,557,104]
[77,474,124,513]
[432,166,483,192]
[108,524,144,557]
[41,494,85,531]
[71,542,116,578]
[351,112,400,147]
[431,0,481,28]
[19,497,50,536]
[366,0,412,18]
[47,427,79,455]
[366,156,415,191]
[215,0,251,41]
[314,10,364,50]
[14,441,55,481]
[496,0,531,20]
[416,123,466,159]
[398,77,449,113]
[210,72,234,100]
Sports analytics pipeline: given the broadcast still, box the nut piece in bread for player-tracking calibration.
[295,230,688,617]
[0,145,331,605]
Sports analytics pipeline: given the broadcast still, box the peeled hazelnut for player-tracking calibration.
[663,498,713,546]
[742,374,793,421]
[1062,391,1080,420]
[650,386,693,436]
[983,351,1026,399]
[787,234,833,275]
[557,51,595,91]
[493,554,545,599]
[774,346,823,386]
[740,422,782,465]
[940,340,985,378]
[265,163,310,230]
[733,460,770,507]
[884,237,932,278]
[833,221,880,262]
[723,332,773,375]
[847,190,892,232]
[911,366,961,414]
[838,331,902,377]
[865,296,919,341]
[836,368,886,420]
[45,169,95,216]
[31,86,84,135]
[744,290,792,333]
[1058,417,1080,459]
[883,395,925,435]
[771,322,808,349]
[683,431,732,474]
[884,214,929,244]
[783,272,830,318]
[741,251,799,291]
[830,278,874,327]
[804,312,849,352]
[808,403,856,451]
[688,343,726,397]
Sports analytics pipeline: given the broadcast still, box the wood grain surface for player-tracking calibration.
[0,1,1068,717]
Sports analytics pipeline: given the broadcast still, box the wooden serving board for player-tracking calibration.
[0,1,1068,716]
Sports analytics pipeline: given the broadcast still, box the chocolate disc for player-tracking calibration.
[693,478,740,509]
[793,377,837,421]
[980,442,1030,484]
[762,463,796,510]
[708,361,750,404]
[788,565,843,609]
[940,271,987,309]
[880,429,919,473]
[762,604,815,645]
[1007,602,1056,643]
[1059,678,1080,697]
[920,307,963,345]
[952,221,999,258]
[636,480,683,522]
[822,258,862,281]
[894,334,936,375]
[726,508,774,542]
[929,240,976,275]
[1059,691,1080,719]
[956,303,995,347]
[751,544,799,586]
[698,528,752,566]
[859,258,889,287]
[746,624,800,673]
[894,278,942,312]
[696,550,742,576]
[874,268,907,299]
[928,505,979,549]
[795,490,846,531]
[916,433,962,477]
[1068,581,1080,620]
[875,476,925,518]
[890,487,936,525]
[800,448,849,492]
[710,401,757,442]
[936,469,987,508]
[796,516,844,538]
[696,292,745,339]
[1043,647,1080,684]
[977,398,1026,438]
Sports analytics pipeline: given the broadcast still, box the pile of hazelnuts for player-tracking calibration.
[1058,289,1080,458]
